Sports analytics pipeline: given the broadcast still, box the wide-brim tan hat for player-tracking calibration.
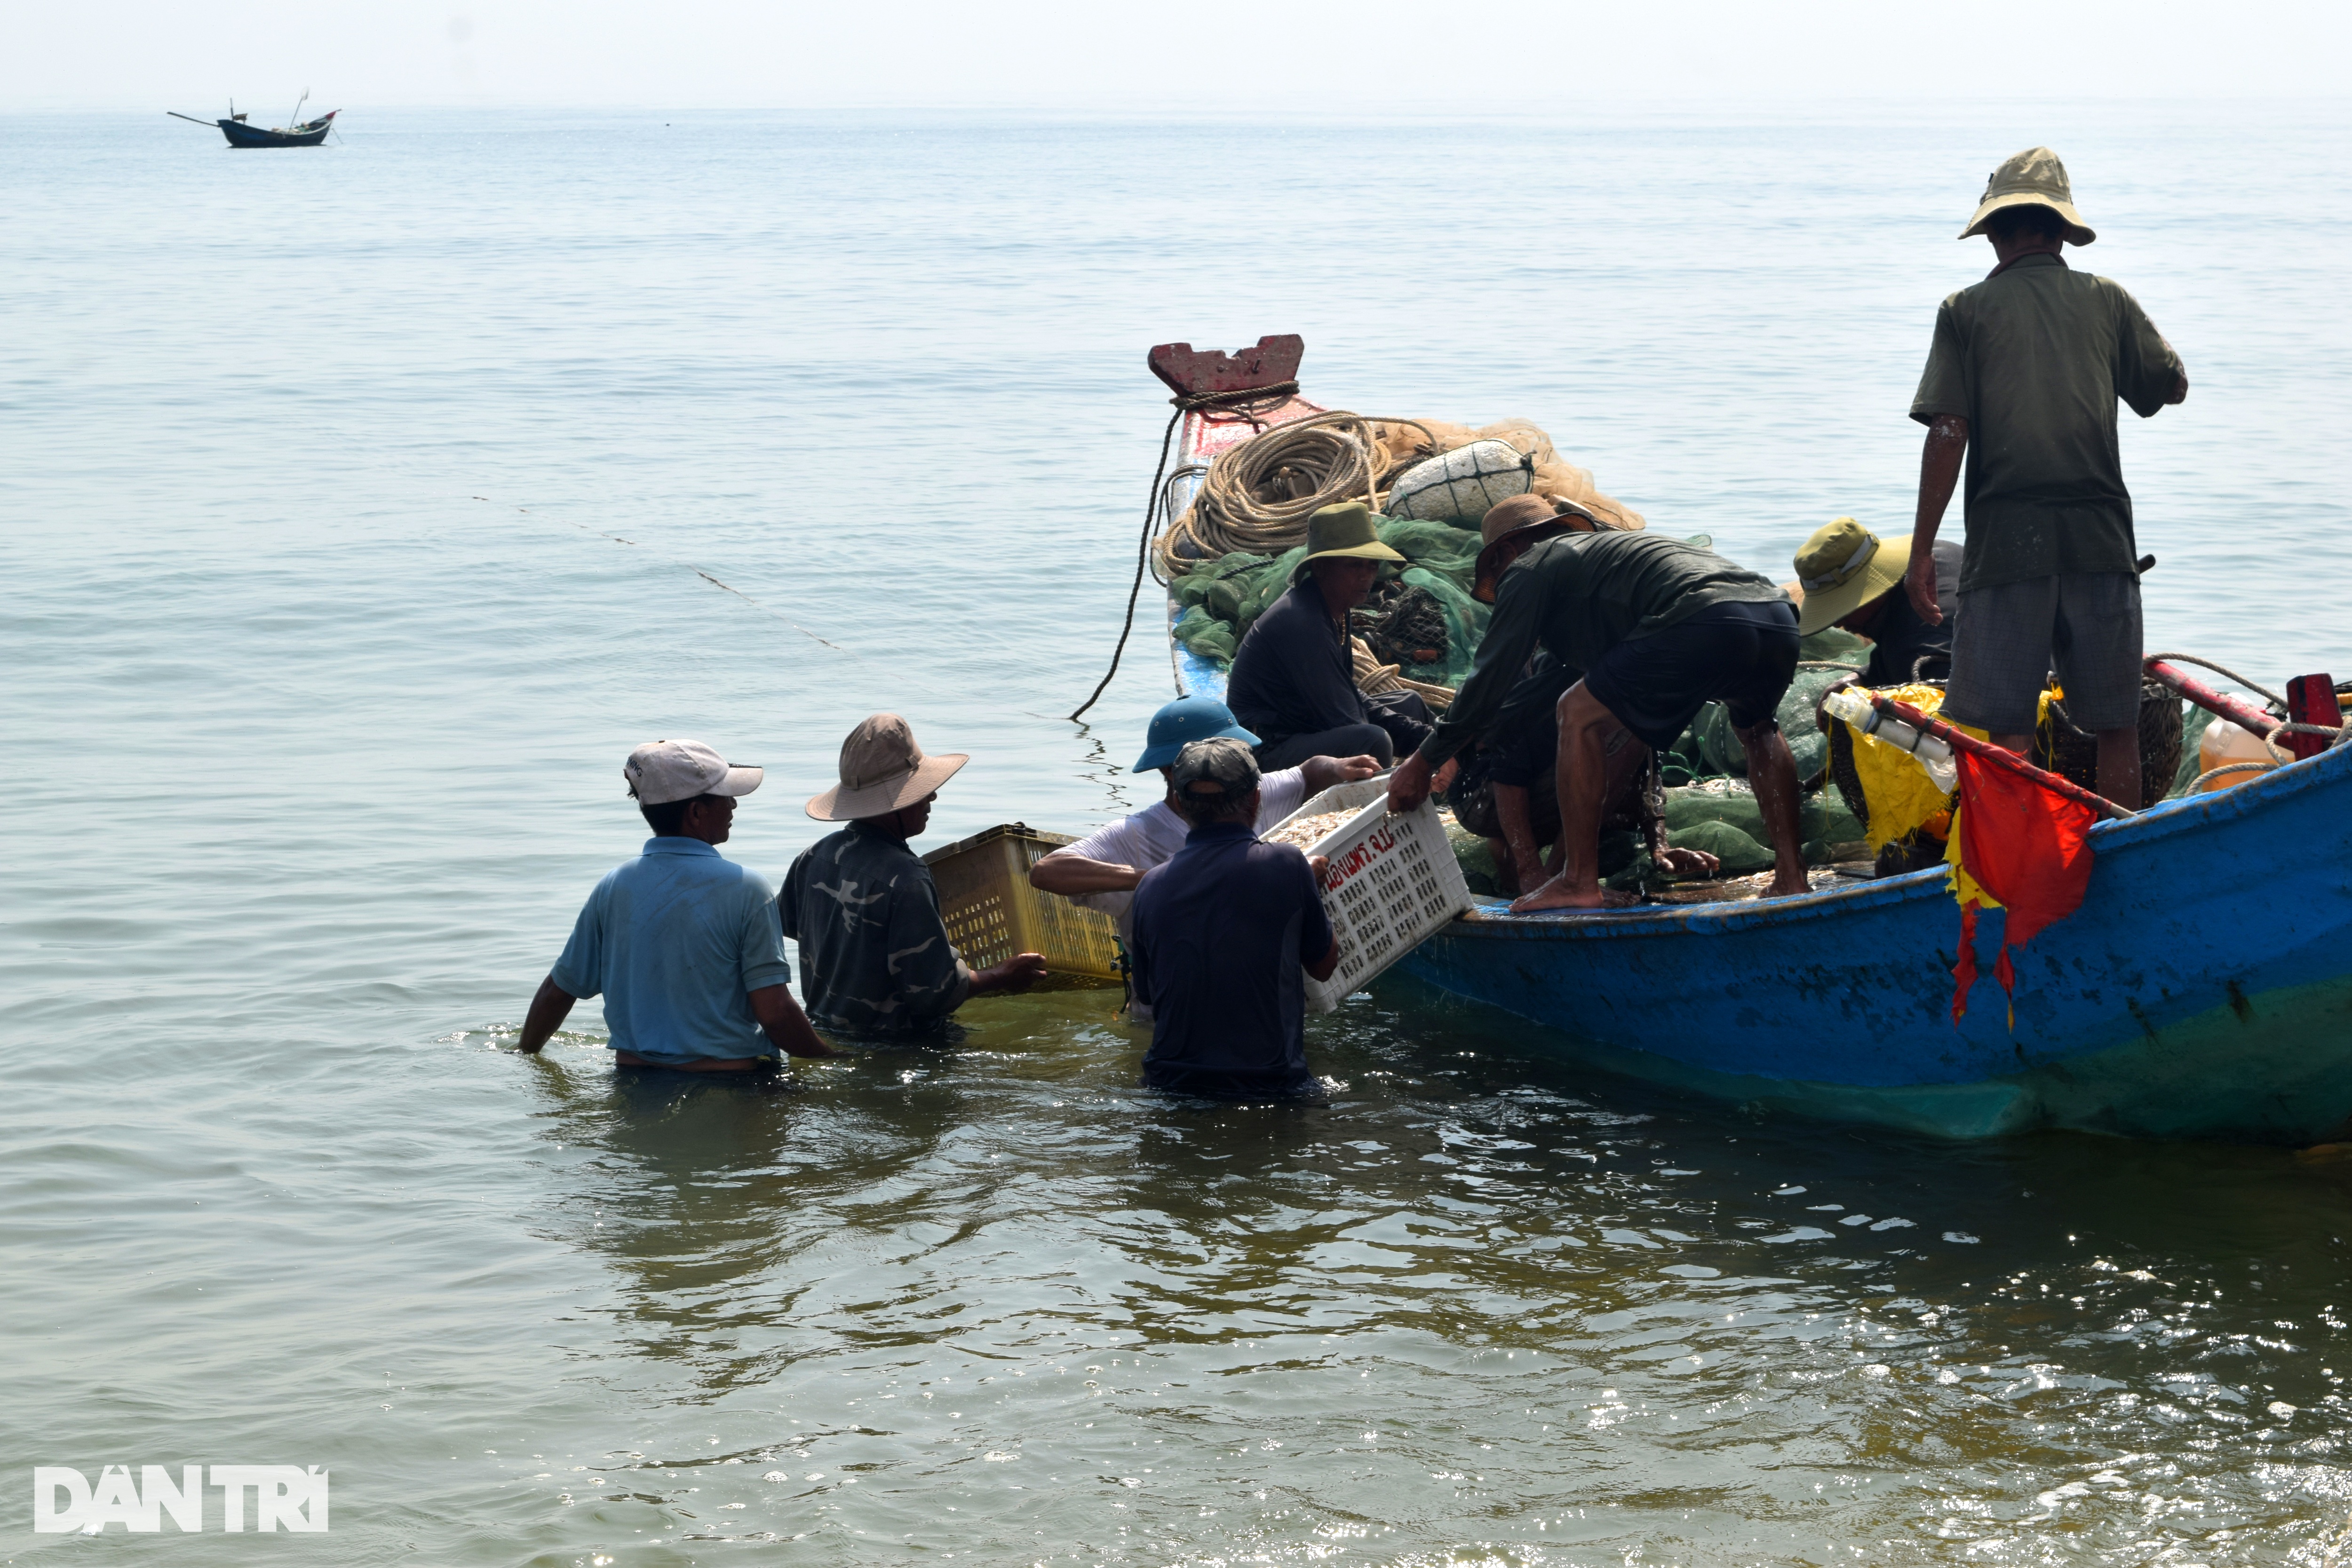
[1793,516,1910,636]
[805,713,968,821]
[1471,495,1598,604]
[1960,145,2096,247]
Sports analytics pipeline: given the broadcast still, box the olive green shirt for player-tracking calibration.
[1910,252,2183,594]
[1417,531,1788,766]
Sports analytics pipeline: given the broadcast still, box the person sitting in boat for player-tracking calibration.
[514,739,837,1071]
[1028,695,1378,1018]
[1129,738,1339,1098]
[1386,510,1807,912]
[1791,517,1960,687]
[1225,501,1435,769]
[780,714,1046,1041]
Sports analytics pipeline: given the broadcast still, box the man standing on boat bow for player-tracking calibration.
[1906,146,2187,808]
[1386,510,1810,911]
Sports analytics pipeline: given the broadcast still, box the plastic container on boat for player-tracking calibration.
[2195,718,2278,794]
[1823,687,1958,793]
[922,824,1123,989]
[1382,439,1535,525]
[1261,778,1474,1014]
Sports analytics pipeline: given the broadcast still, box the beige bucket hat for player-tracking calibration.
[1961,146,2096,246]
[1792,517,1909,636]
[805,713,968,822]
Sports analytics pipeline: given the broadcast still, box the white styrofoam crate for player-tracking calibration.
[1264,776,1475,1014]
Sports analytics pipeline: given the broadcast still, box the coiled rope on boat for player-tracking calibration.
[1152,411,1438,580]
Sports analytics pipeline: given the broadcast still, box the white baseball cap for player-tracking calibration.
[623,739,763,806]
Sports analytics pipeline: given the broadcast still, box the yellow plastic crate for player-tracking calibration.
[921,823,1123,991]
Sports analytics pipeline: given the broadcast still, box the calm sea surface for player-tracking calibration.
[5,105,2351,1565]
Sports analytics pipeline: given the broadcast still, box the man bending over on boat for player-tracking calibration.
[1028,695,1377,1020]
[1130,739,1340,1098]
[1386,509,1808,912]
[1906,147,2186,809]
[515,739,838,1070]
[1226,501,1436,769]
[780,714,1046,1042]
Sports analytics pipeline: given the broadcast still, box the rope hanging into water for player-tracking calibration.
[1067,382,1302,723]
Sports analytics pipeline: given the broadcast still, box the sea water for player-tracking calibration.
[4,104,2350,1564]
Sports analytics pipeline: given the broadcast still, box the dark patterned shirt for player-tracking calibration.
[779,822,971,1041]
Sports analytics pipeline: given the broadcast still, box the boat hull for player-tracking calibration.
[1400,738,2352,1142]
[220,116,333,148]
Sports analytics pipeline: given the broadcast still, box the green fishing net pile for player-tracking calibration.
[1169,518,1491,685]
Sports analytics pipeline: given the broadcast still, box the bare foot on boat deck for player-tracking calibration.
[1766,869,1812,898]
[1508,875,1634,913]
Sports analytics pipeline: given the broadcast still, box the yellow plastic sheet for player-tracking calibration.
[1844,683,1958,853]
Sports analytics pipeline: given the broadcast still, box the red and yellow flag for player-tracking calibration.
[1947,748,2098,1022]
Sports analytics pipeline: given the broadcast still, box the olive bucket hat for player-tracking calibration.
[1792,517,1909,636]
[1961,146,2096,246]
[1290,501,1406,581]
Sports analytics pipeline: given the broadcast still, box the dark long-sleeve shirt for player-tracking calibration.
[1417,531,1787,766]
[1225,577,1367,749]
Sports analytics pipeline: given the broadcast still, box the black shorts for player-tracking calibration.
[1582,599,1800,752]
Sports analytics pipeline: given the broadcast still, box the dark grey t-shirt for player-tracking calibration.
[1419,531,1787,766]
[1910,252,2183,593]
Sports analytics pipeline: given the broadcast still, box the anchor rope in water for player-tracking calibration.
[1067,381,1303,724]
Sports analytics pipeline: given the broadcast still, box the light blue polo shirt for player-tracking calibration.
[551,838,793,1064]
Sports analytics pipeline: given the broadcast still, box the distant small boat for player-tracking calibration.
[168,93,336,148]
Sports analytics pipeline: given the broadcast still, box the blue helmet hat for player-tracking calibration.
[1132,696,1260,772]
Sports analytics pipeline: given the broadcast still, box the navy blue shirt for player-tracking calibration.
[1128,821,1335,1096]
[1226,577,1367,751]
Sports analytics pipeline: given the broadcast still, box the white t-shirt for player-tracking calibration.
[1042,765,1311,941]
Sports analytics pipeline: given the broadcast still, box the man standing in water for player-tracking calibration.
[1906,147,2187,808]
[516,739,837,1070]
[1129,738,1338,1097]
[1387,516,1807,911]
[781,713,1046,1040]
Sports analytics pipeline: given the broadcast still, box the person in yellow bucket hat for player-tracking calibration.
[1790,516,1959,687]
[1905,145,2189,809]
[1226,500,1437,769]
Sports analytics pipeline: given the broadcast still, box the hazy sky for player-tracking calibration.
[9,0,2348,111]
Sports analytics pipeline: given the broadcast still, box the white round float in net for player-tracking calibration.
[1382,439,1536,525]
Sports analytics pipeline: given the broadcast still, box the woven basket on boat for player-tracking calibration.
[2034,683,2184,798]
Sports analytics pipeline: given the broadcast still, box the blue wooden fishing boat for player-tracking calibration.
[1146,340,2352,1143]
[169,96,336,148]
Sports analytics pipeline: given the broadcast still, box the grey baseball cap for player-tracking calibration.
[624,739,763,806]
[1171,736,1260,801]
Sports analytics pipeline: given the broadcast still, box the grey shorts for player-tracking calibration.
[1943,571,2143,734]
